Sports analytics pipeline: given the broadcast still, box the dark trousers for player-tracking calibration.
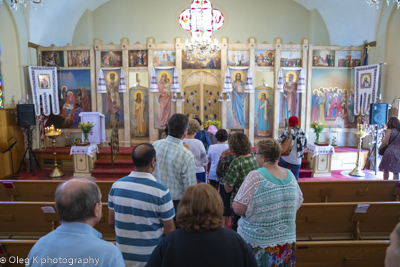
[231,211,241,232]
[173,200,180,228]
[209,180,219,190]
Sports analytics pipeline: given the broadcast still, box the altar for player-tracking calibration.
[306,144,335,177]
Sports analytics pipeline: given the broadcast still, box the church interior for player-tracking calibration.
[1,0,400,266]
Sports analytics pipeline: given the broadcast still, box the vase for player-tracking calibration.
[83,132,89,143]
[315,134,320,144]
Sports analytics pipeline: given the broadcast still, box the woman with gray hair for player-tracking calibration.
[184,119,209,183]
[233,139,303,267]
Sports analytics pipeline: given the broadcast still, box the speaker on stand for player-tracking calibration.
[16,104,41,176]
[363,103,389,175]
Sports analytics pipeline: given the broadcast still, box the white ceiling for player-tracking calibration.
[26,0,378,46]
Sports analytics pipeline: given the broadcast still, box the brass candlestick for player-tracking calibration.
[349,124,369,177]
[45,125,64,178]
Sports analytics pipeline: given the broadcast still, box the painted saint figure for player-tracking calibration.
[317,92,326,123]
[231,73,246,127]
[62,91,76,120]
[256,92,270,136]
[132,92,147,137]
[156,73,172,126]
[80,87,91,112]
[282,73,298,125]
[311,89,319,122]
[106,72,121,127]
[327,94,341,118]
[347,93,355,123]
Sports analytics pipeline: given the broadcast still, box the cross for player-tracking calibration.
[79,158,84,163]
[200,72,203,79]
[366,45,371,54]
[321,158,325,163]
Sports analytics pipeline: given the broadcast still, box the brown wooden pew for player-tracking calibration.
[0,239,389,267]
[296,240,389,267]
[299,180,400,203]
[297,202,400,241]
[0,202,115,240]
[0,180,114,203]
[3,179,400,204]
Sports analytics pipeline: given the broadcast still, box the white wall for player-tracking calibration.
[72,0,330,46]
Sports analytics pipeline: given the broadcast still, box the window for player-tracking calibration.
[179,0,224,42]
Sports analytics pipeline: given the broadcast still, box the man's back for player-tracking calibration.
[152,136,196,200]
[27,222,124,267]
[108,172,175,267]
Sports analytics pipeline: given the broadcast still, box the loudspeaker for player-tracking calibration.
[17,104,36,126]
[369,103,389,125]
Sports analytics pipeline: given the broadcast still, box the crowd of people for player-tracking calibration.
[25,114,400,267]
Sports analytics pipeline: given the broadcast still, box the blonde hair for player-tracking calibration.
[177,183,223,232]
[187,119,200,136]
[257,139,281,164]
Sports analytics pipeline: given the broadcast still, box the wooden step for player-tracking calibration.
[95,159,134,169]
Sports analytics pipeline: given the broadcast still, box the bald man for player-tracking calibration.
[386,223,400,267]
[26,179,124,267]
[108,143,175,267]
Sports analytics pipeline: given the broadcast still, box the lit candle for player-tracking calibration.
[26,95,29,101]
[379,94,382,100]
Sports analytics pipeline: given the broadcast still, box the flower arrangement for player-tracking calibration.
[78,122,94,143]
[72,138,81,146]
[310,122,326,143]
[203,120,221,131]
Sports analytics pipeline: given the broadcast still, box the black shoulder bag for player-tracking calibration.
[379,131,400,156]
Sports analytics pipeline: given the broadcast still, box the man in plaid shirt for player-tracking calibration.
[216,149,236,228]
[152,114,197,220]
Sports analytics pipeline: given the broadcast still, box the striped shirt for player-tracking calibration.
[152,135,197,200]
[108,171,175,267]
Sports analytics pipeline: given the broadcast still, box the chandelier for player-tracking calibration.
[185,36,220,55]
[366,0,400,9]
[0,0,45,11]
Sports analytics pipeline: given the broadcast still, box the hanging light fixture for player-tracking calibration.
[0,0,46,11]
[179,0,223,55]
[366,0,400,9]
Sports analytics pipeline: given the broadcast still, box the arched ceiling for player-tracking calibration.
[27,0,377,46]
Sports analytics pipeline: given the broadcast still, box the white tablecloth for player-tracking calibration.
[70,144,99,157]
[305,144,335,157]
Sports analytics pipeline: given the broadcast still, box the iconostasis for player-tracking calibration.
[37,38,363,147]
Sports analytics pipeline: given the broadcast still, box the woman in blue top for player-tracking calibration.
[232,139,303,267]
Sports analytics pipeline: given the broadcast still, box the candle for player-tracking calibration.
[26,95,29,101]
[379,94,382,100]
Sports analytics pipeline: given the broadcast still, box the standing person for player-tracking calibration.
[378,116,400,180]
[207,129,229,190]
[145,184,258,267]
[232,139,303,267]
[183,119,209,184]
[277,116,308,181]
[224,133,259,231]
[194,117,211,152]
[216,133,237,228]
[26,179,125,267]
[152,114,197,216]
[385,223,400,267]
[108,144,175,267]
[207,125,219,145]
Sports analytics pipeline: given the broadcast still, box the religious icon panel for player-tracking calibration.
[255,50,274,67]
[41,51,64,67]
[101,51,123,68]
[68,50,90,67]
[183,84,201,119]
[280,51,302,67]
[203,84,221,121]
[227,51,250,66]
[311,69,356,128]
[130,88,149,138]
[312,50,335,67]
[254,87,273,137]
[227,69,249,129]
[153,51,176,67]
[0,42,4,109]
[102,69,124,129]
[182,50,221,69]
[129,50,148,67]
[48,70,92,128]
[153,68,175,128]
[279,70,301,128]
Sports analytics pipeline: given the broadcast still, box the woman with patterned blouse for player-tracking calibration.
[232,139,303,267]
[224,133,259,231]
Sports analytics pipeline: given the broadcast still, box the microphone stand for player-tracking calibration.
[2,139,18,179]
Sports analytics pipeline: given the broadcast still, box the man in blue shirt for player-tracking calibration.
[27,178,124,267]
[109,143,175,267]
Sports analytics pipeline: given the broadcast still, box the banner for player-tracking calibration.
[28,66,60,116]
[354,64,379,115]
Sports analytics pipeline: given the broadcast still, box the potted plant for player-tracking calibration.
[310,122,326,145]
